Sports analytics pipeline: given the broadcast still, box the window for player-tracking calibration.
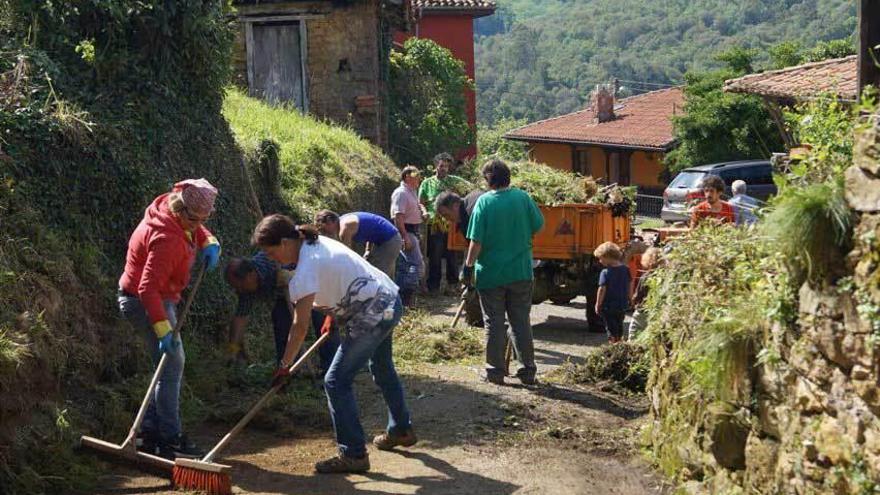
[741,165,774,185]
[573,149,589,175]
[718,168,742,185]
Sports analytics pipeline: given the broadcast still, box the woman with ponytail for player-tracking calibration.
[252,214,416,474]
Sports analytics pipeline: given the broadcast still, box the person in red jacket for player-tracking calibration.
[117,178,221,459]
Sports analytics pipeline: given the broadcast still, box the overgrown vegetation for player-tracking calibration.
[642,61,864,491]
[0,2,403,492]
[223,88,399,220]
[389,38,473,166]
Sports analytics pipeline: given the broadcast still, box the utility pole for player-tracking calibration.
[858,0,880,97]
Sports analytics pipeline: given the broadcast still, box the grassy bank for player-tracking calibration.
[223,89,399,219]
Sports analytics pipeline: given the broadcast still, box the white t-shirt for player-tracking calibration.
[289,236,399,333]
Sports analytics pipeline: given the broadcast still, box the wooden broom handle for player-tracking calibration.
[202,330,332,463]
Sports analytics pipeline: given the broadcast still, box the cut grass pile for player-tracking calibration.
[549,342,650,394]
[394,309,483,365]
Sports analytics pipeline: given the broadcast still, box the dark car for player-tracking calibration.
[661,160,777,223]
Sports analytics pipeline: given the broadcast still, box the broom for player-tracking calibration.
[80,264,206,471]
[172,316,335,494]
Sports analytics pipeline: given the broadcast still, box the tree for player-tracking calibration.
[665,47,783,174]
[388,38,474,166]
[476,117,529,162]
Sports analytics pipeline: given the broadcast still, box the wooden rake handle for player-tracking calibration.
[451,287,470,328]
[122,264,207,450]
[201,325,333,464]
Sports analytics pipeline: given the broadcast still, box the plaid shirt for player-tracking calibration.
[234,251,289,317]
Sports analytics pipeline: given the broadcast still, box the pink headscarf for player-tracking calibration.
[173,178,218,217]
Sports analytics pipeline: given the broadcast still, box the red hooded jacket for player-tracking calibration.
[119,193,214,325]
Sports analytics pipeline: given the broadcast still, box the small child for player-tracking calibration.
[593,242,632,343]
[628,247,662,340]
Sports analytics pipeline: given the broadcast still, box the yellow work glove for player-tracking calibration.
[153,320,176,354]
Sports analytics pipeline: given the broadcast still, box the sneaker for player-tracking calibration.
[517,373,538,386]
[314,452,370,474]
[373,429,418,451]
[136,432,158,455]
[158,433,205,460]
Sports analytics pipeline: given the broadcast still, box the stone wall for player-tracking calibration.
[233,1,389,149]
[653,119,880,494]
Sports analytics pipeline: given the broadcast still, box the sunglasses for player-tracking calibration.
[183,208,210,223]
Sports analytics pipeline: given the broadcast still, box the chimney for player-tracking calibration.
[592,84,615,123]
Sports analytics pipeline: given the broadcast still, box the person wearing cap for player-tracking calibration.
[117,178,221,460]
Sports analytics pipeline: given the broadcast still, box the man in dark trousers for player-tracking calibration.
[461,160,544,386]
[419,152,472,294]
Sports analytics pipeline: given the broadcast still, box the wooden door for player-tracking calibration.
[250,22,304,109]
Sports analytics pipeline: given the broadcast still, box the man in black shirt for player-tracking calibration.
[434,190,485,239]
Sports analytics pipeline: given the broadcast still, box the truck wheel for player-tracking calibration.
[549,296,575,305]
[465,291,484,327]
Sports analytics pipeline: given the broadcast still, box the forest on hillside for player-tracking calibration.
[475,0,857,125]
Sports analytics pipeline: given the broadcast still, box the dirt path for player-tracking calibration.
[91,297,668,495]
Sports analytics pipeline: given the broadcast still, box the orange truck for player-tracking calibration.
[449,203,631,329]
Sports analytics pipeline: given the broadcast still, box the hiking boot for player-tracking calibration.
[158,433,204,460]
[373,429,418,451]
[314,452,370,474]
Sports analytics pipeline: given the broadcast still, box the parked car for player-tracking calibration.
[661,160,777,223]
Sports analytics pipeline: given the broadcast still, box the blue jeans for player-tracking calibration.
[324,297,410,458]
[118,295,184,442]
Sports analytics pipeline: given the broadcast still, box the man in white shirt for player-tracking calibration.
[390,166,424,306]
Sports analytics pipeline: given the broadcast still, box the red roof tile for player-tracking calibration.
[504,87,684,151]
[413,0,496,14]
[723,55,857,101]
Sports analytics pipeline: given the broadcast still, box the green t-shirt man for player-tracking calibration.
[418,174,472,219]
[466,187,544,290]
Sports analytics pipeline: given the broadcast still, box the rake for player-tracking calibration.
[80,264,207,472]
[172,316,334,495]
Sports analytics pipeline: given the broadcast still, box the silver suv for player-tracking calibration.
[660,160,776,223]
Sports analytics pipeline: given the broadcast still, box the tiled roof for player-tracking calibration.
[413,0,496,13]
[504,87,684,151]
[723,55,857,101]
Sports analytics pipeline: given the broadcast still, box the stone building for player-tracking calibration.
[232,0,410,149]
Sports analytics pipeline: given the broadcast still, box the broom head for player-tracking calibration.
[172,458,232,495]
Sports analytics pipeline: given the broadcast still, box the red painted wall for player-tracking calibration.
[395,15,478,159]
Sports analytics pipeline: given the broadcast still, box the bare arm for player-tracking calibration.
[339,217,358,248]
[595,286,606,315]
[395,213,412,251]
[280,293,315,367]
[465,240,482,267]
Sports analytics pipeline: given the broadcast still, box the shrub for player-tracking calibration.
[389,38,474,166]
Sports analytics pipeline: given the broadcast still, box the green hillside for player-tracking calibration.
[475,0,857,124]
